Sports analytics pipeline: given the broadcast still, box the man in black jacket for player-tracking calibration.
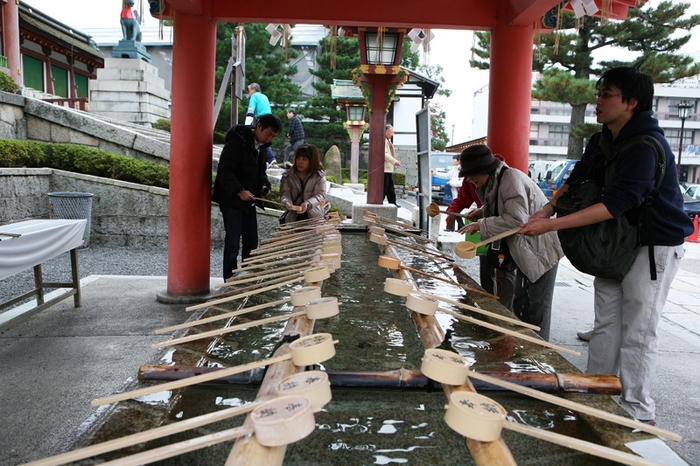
[213,114,282,279]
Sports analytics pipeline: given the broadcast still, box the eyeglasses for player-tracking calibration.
[595,91,622,100]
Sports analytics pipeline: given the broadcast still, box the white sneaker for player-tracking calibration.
[577,328,594,341]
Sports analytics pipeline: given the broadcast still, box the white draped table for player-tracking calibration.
[0,219,87,331]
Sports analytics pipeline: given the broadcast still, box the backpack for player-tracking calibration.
[555,133,666,280]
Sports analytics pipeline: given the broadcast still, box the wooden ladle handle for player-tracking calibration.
[474,226,522,248]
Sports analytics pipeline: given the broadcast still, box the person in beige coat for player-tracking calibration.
[458,144,563,340]
[384,124,402,206]
[279,144,327,223]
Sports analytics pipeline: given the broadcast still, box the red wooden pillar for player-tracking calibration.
[166,12,217,296]
[365,74,392,205]
[2,0,21,84]
[487,21,534,174]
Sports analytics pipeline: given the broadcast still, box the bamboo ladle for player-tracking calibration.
[24,401,265,466]
[377,255,499,300]
[152,296,339,349]
[425,202,469,219]
[383,278,540,332]
[253,196,301,211]
[422,348,680,441]
[404,293,578,356]
[455,226,522,259]
[94,396,314,466]
[444,391,670,466]
[91,333,338,406]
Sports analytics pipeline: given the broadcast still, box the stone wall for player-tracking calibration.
[0,168,283,249]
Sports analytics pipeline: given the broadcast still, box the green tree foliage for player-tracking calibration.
[472,1,700,159]
[302,35,361,158]
[418,64,452,151]
[0,71,20,93]
[213,22,303,156]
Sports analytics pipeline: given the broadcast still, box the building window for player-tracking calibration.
[666,128,695,151]
[22,54,44,92]
[51,65,68,97]
[548,124,569,146]
[669,100,696,121]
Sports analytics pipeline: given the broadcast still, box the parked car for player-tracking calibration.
[528,160,553,182]
[538,159,577,199]
[683,183,700,200]
[431,152,456,205]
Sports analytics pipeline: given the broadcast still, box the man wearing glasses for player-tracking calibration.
[522,67,693,426]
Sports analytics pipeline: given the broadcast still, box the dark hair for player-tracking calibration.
[248,82,261,92]
[257,113,282,133]
[597,67,654,114]
[452,154,459,160]
[293,144,323,173]
[287,108,296,115]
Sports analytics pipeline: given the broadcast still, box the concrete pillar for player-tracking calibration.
[488,21,534,174]
[3,0,21,84]
[165,12,216,297]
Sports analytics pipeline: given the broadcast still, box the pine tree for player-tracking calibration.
[213,23,303,155]
[472,1,700,159]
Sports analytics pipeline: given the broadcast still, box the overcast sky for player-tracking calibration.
[24,0,700,143]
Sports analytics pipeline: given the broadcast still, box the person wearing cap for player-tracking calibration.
[458,144,563,340]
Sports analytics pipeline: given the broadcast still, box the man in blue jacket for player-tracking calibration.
[213,114,282,279]
[522,67,693,425]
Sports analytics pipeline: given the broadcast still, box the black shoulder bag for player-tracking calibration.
[555,134,665,280]
[485,168,517,271]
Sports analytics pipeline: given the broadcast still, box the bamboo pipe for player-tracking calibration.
[216,272,306,300]
[224,295,317,465]
[138,365,622,395]
[378,256,499,300]
[389,256,517,465]
[92,354,293,406]
[279,216,326,229]
[359,209,430,234]
[437,306,579,356]
[22,402,262,466]
[186,277,304,311]
[155,298,293,334]
[92,337,339,407]
[151,311,307,349]
[260,229,313,244]
[464,370,680,441]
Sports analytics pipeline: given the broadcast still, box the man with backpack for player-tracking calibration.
[521,67,693,425]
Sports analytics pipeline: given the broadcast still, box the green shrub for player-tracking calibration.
[325,175,337,184]
[0,139,46,167]
[213,131,226,144]
[3,141,171,188]
[152,119,171,132]
[0,71,20,94]
[392,172,405,186]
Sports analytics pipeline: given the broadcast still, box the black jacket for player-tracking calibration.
[212,125,272,210]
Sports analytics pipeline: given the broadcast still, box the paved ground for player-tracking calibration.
[1,208,699,465]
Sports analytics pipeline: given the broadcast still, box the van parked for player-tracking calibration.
[538,159,577,199]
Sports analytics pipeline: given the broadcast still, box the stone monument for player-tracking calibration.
[112,0,151,63]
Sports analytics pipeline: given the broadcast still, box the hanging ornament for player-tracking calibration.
[266,24,293,60]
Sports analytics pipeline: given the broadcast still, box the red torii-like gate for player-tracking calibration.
[147,0,642,298]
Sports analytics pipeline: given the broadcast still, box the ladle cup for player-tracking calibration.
[455,226,521,259]
[445,391,668,466]
[425,202,468,219]
[422,348,681,441]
